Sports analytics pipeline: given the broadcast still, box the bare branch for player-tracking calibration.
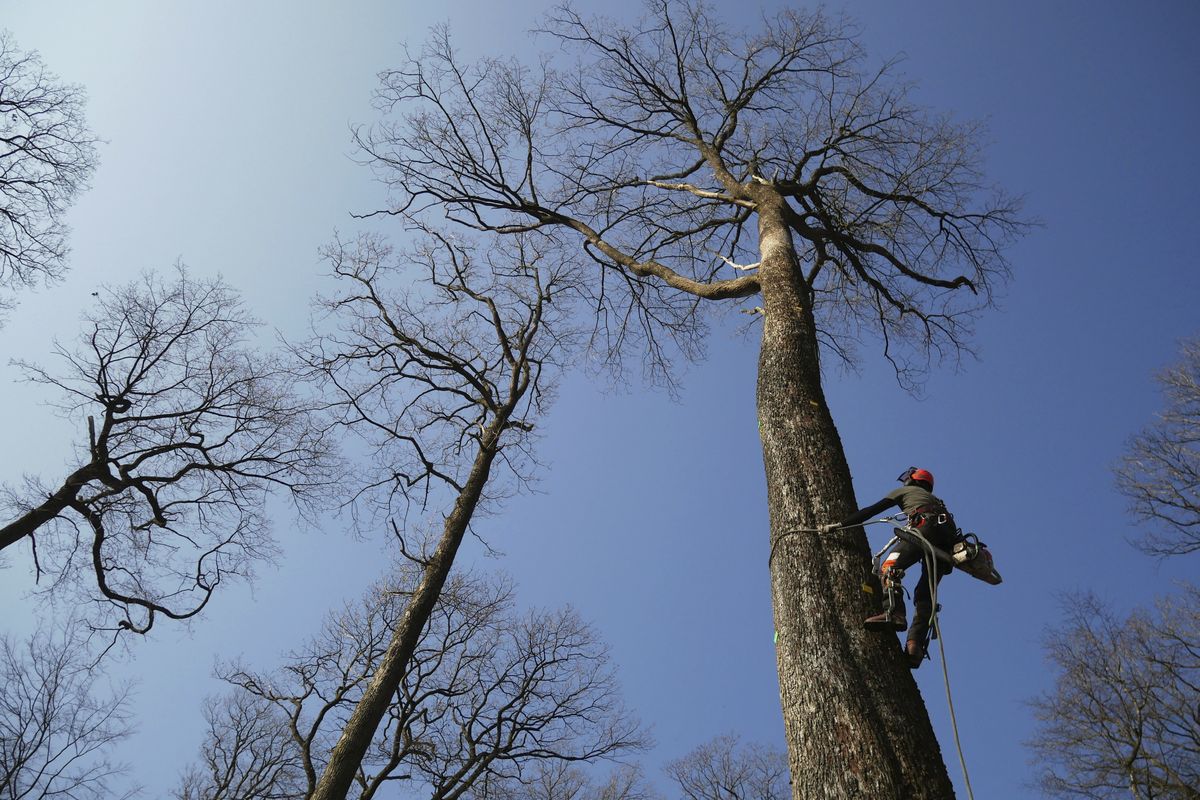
[295,230,576,528]
[0,627,135,800]
[359,1,1026,385]
[176,569,647,800]
[0,267,338,633]
[288,229,592,800]
[463,762,656,800]
[0,32,98,311]
[666,734,789,800]
[1118,336,1200,557]
[714,253,759,272]
[1028,587,1200,799]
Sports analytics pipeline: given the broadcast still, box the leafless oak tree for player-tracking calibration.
[1118,336,1200,557]
[665,735,788,800]
[0,32,97,312]
[0,268,336,633]
[290,230,584,799]
[0,628,134,800]
[1028,587,1200,799]
[354,2,1025,796]
[175,570,645,800]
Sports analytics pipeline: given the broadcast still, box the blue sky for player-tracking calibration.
[2,2,1197,797]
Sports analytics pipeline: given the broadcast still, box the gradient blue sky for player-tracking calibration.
[2,2,1198,798]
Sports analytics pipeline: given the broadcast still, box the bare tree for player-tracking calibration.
[1028,586,1200,799]
[175,569,645,800]
[354,2,1026,796]
[464,762,656,800]
[0,628,134,800]
[288,230,583,799]
[176,693,305,800]
[0,31,97,311]
[665,735,788,800]
[1118,336,1200,557]
[0,268,336,633]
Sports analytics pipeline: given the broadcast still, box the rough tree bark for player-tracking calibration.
[756,200,953,797]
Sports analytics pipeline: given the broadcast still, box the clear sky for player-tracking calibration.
[2,2,1198,798]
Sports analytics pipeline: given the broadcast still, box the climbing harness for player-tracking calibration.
[873,525,1003,587]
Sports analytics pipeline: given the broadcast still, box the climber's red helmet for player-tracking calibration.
[897,466,934,489]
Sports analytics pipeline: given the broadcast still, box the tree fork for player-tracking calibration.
[756,204,955,799]
[0,462,101,552]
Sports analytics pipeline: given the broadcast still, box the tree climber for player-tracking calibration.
[820,467,958,668]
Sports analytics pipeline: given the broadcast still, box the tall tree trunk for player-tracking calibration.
[309,425,503,800]
[755,200,956,799]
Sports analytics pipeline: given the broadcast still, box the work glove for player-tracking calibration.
[819,522,840,534]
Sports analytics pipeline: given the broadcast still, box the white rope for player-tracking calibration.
[906,526,976,800]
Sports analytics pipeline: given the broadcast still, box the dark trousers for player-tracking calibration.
[879,524,955,644]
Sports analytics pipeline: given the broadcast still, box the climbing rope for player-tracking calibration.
[767,515,906,566]
[903,525,977,800]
